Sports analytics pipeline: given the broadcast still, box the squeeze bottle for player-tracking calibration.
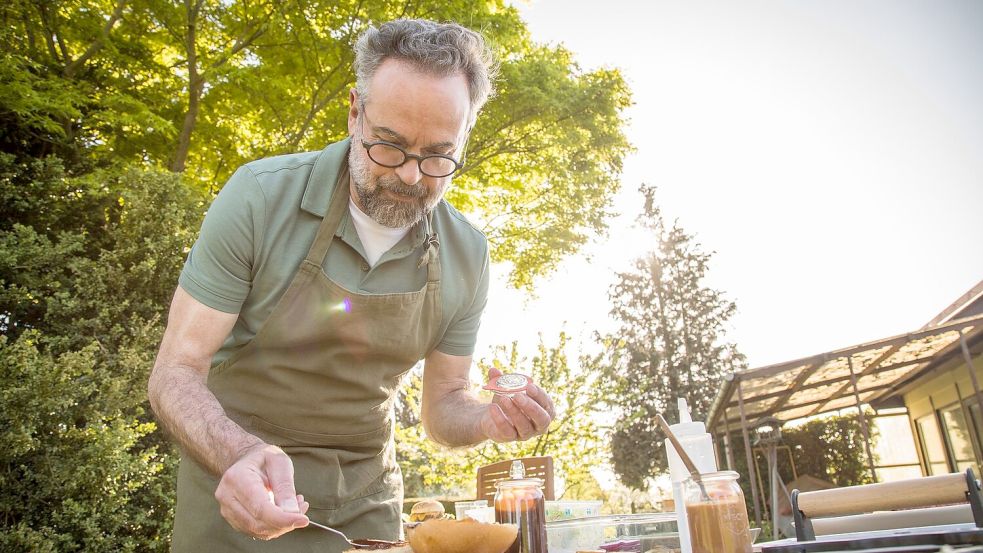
[665,398,717,553]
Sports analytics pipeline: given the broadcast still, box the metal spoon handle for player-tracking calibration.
[305,520,365,548]
[306,520,345,538]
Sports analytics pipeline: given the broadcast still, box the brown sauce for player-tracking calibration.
[686,497,752,553]
[350,538,409,550]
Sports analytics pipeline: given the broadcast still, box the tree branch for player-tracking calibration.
[63,0,128,79]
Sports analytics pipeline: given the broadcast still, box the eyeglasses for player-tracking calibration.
[359,103,467,178]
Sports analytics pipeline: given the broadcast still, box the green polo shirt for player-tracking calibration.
[179,138,490,367]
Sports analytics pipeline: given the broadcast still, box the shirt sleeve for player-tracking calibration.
[435,245,490,356]
[179,166,266,313]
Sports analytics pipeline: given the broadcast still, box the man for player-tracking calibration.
[147,19,556,552]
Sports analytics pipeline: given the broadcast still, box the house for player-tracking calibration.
[705,280,983,524]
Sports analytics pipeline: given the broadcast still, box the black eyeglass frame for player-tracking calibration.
[358,102,470,178]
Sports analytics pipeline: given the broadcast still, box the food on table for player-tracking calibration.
[409,499,453,522]
[408,517,519,553]
[346,518,517,553]
[482,373,532,397]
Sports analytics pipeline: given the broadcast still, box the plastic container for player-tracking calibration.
[463,505,495,523]
[545,512,680,553]
[454,499,488,520]
[665,398,717,553]
[545,500,603,522]
[682,471,751,553]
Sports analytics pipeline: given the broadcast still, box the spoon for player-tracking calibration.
[655,413,711,502]
[305,519,407,549]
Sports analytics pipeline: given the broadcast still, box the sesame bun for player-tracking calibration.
[409,499,446,522]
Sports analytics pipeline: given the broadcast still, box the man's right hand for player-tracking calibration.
[214,443,311,540]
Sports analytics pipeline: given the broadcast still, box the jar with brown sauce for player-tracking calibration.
[494,460,548,553]
[683,470,752,553]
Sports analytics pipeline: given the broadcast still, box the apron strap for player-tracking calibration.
[306,164,352,265]
[307,158,442,282]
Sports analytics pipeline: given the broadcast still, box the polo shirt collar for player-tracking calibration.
[301,137,351,218]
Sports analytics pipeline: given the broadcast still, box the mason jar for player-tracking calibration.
[683,470,753,553]
[494,475,548,553]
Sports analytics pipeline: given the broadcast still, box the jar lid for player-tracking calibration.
[483,373,532,396]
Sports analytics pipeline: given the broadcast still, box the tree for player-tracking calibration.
[1,0,632,287]
[777,413,877,487]
[0,154,207,550]
[592,184,746,490]
[0,2,633,546]
[394,332,608,501]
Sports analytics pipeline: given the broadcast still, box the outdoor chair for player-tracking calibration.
[476,456,555,504]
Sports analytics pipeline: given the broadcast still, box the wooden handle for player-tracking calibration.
[797,472,969,518]
[655,414,701,478]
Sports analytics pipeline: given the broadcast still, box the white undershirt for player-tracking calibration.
[348,199,412,266]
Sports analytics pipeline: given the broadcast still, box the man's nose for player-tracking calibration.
[395,160,422,185]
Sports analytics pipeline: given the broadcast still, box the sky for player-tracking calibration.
[474,0,983,371]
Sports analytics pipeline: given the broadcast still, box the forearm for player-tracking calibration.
[148,363,263,476]
[422,383,488,447]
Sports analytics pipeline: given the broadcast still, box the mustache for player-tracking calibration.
[376,177,427,198]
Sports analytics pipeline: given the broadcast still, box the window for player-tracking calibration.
[939,402,978,472]
[872,414,922,482]
[967,401,983,459]
[915,414,949,475]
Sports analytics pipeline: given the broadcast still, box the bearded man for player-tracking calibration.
[148,18,555,553]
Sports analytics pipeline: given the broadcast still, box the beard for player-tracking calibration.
[348,144,447,229]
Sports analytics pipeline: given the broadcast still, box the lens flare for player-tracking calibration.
[327,297,353,313]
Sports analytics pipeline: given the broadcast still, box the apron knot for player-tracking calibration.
[417,233,439,268]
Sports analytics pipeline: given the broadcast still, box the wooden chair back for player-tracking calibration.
[476,456,555,504]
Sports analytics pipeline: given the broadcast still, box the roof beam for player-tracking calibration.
[720,356,928,412]
[805,344,902,417]
[716,382,896,428]
[734,314,983,382]
[764,360,823,415]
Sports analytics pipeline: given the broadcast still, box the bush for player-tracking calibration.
[0,156,205,551]
[724,412,877,523]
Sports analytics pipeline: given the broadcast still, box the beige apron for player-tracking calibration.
[172,161,442,553]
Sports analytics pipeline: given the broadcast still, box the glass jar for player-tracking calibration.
[683,470,752,553]
[494,461,548,553]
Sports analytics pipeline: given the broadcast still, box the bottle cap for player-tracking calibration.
[669,397,706,436]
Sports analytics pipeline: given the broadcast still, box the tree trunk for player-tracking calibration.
[169,0,204,173]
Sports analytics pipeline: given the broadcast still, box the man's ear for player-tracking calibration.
[347,88,360,136]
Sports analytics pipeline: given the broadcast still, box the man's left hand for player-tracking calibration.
[480,367,556,442]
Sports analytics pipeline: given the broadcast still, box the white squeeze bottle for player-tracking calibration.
[665,398,717,553]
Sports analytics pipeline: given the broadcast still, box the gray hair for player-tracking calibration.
[353,19,498,123]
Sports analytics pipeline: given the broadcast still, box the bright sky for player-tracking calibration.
[475,0,983,370]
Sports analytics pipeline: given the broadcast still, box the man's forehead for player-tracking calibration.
[365,60,471,122]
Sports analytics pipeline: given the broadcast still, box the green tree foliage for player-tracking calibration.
[723,413,877,522]
[778,413,877,487]
[0,2,631,547]
[1,0,631,286]
[395,332,608,501]
[0,154,206,550]
[590,185,746,489]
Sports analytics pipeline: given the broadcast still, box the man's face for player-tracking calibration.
[348,59,471,229]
